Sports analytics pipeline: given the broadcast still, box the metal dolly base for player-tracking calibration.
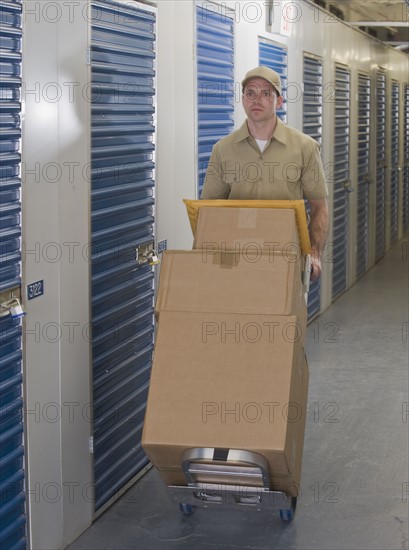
[166,448,297,521]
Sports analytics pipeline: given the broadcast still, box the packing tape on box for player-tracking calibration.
[183,199,311,255]
[212,251,239,269]
[208,248,299,269]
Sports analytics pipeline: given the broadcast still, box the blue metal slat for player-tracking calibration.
[403,84,409,232]
[0,0,25,547]
[93,366,150,431]
[93,433,147,509]
[259,40,287,123]
[92,275,154,322]
[390,81,399,244]
[332,66,351,300]
[91,0,156,511]
[375,71,387,261]
[94,418,147,482]
[0,317,25,548]
[259,42,287,69]
[303,54,323,319]
[92,324,153,373]
[196,4,234,195]
[356,74,371,279]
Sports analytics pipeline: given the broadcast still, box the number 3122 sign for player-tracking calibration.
[27,280,44,300]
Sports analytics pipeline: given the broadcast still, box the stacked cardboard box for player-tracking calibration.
[142,207,310,497]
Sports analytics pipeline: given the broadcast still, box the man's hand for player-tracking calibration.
[310,259,322,282]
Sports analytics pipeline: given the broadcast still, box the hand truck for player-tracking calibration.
[166,448,297,521]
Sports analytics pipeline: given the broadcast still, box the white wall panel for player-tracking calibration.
[155,1,197,250]
[22,1,92,548]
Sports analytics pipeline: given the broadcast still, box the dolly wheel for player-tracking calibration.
[279,497,297,522]
[179,503,195,516]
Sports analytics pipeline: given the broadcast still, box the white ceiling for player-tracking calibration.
[323,0,409,51]
[339,0,407,21]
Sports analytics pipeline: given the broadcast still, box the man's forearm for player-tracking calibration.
[309,198,329,258]
[308,198,329,282]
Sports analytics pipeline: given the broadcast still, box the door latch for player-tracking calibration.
[135,242,160,266]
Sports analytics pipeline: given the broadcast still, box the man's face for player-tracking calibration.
[242,78,283,123]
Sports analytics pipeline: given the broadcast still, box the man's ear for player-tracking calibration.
[276,95,284,109]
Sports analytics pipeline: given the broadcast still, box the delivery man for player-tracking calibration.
[201,66,329,281]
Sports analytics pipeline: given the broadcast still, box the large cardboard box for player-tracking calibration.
[155,250,307,331]
[142,311,309,497]
[193,207,303,256]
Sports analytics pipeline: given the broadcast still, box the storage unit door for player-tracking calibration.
[375,71,386,261]
[196,4,234,196]
[91,0,156,511]
[0,0,26,548]
[404,84,409,233]
[332,65,351,300]
[356,73,371,279]
[259,40,287,122]
[390,81,399,245]
[303,54,323,319]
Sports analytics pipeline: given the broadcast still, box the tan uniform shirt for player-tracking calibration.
[201,118,328,200]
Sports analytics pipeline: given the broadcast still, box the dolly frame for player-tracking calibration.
[166,448,297,521]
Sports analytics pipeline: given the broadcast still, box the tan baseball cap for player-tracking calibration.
[241,66,282,97]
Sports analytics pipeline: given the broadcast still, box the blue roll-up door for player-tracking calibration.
[196,4,234,196]
[356,73,371,279]
[303,54,323,320]
[0,1,26,549]
[390,81,399,244]
[404,84,409,233]
[375,71,387,261]
[259,40,287,122]
[91,0,156,511]
[332,65,351,300]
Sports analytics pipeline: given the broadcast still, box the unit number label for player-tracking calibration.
[27,280,44,300]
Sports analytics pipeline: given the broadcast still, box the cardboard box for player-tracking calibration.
[142,311,309,497]
[184,199,311,255]
[193,207,302,255]
[191,207,311,304]
[155,250,307,330]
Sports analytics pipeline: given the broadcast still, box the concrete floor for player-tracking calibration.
[69,239,409,550]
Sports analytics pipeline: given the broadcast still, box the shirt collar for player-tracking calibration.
[235,121,251,143]
[272,117,288,145]
[235,117,288,145]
